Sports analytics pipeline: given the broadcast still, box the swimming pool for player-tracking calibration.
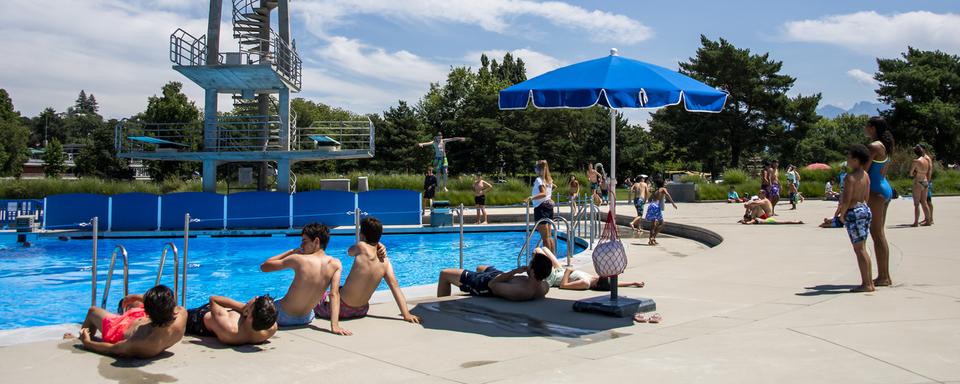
[0,231,583,329]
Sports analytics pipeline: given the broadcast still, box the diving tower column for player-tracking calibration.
[201,0,222,193]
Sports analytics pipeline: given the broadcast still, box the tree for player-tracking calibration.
[138,82,202,181]
[374,101,430,172]
[796,114,868,164]
[0,89,30,177]
[876,48,960,163]
[649,36,820,175]
[43,139,66,178]
[74,120,132,180]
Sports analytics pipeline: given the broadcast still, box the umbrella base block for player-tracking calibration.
[572,295,655,317]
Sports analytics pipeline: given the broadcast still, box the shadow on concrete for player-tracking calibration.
[409,296,633,338]
[96,351,177,384]
[186,337,267,353]
[795,284,861,296]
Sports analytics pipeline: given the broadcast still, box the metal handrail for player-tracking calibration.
[90,217,99,307]
[182,214,191,307]
[169,28,212,66]
[100,245,129,310]
[155,243,180,301]
[458,204,465,269]
[516,217,571,268]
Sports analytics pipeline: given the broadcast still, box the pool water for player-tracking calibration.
[0,231,583,329]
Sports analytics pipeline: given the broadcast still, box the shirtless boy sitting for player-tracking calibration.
[314,217,421,335]
[66,285,186,358]
[261,223,348,334]
[186,295,278,345]
[437,249,552,301]
[744,190,773,220]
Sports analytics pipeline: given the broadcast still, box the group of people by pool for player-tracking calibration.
[735,117,936,292]
[63,155,657,359]
[65,217,421,358]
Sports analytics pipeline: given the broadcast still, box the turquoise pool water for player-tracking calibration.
[0,231,583,329]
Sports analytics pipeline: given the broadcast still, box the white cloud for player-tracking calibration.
[782,11,960,55]
[846,69,878,87]
[300,67,426,114]
[464,48,564,77]
[298,0,652,45]
[0,0,238,118]
[315,36,448,85]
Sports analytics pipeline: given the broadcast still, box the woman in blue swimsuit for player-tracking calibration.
[864,116,895,287]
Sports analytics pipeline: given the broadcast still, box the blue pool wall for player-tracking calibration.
[42,190,423,231]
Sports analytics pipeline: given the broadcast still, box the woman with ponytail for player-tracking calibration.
[864,116,895,287]
[525,160,556,253]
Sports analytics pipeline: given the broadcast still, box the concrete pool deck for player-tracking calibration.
[1,198,958,383]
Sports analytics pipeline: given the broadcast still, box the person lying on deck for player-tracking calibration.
[738,214,804,225]
[65,285,186,358]
[436,249,552,301]
[538,247,644,291]
[313,217,421,335]
[186,295,278,345]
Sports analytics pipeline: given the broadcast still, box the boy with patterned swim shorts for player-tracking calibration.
[836,144,874,293]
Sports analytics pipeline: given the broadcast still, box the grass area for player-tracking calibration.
[4,169,957,204]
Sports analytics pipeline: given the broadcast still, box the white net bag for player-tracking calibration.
[592,207,627,277]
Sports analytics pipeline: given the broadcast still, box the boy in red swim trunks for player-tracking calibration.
[314,217,421,334]
[65,285,186,358]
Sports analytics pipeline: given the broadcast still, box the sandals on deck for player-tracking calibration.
[633,312,662,324]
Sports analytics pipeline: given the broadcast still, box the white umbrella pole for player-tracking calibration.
[609,106,619,301]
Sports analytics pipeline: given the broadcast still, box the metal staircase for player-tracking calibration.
[231,0,301,89]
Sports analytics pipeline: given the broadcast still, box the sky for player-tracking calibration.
[2,0,959,125]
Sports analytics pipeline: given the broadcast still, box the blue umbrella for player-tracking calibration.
[500,49,726,316]
[500,48,727,190]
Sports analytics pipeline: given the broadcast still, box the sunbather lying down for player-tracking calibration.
[538,247,644,291]
[738,214,804,225]
[819,217,843,228]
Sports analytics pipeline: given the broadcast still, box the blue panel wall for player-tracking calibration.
[292,190,355,227]
[358,189,421,225]
[111,193,159,231]
[44,194,109,230]
[160,192,225,230]
[227,192,290,229]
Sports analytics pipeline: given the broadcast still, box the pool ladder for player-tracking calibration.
[89,214,191,309]
[517,216,573,268]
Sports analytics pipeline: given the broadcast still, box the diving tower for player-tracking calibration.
[115,0,374,193]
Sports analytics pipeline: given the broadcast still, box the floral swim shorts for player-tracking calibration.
[844,202,872,244]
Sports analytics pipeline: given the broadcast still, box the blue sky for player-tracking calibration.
[2,0,958,125]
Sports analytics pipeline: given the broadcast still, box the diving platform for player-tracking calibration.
[173,63,300,93]
[117,0,371,193]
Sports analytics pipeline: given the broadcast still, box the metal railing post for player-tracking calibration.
[91,216,98,307]
[589,196,597,249]
[458,204,464,269]
[354,207,361,243]
[100,245,128,309]
[156,243,180,300]
[525,201,531,259]
[182,213,190,307]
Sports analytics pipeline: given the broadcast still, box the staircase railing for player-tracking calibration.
[170,28,212,66]
[231,0,301,89]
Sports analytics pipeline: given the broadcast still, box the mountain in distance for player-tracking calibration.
[817,101,890,118]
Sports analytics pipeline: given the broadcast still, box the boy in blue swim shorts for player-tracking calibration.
[836,144,874,293]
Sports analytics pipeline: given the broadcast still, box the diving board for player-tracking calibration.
[128,136,188,147]
[307,135,341,147]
